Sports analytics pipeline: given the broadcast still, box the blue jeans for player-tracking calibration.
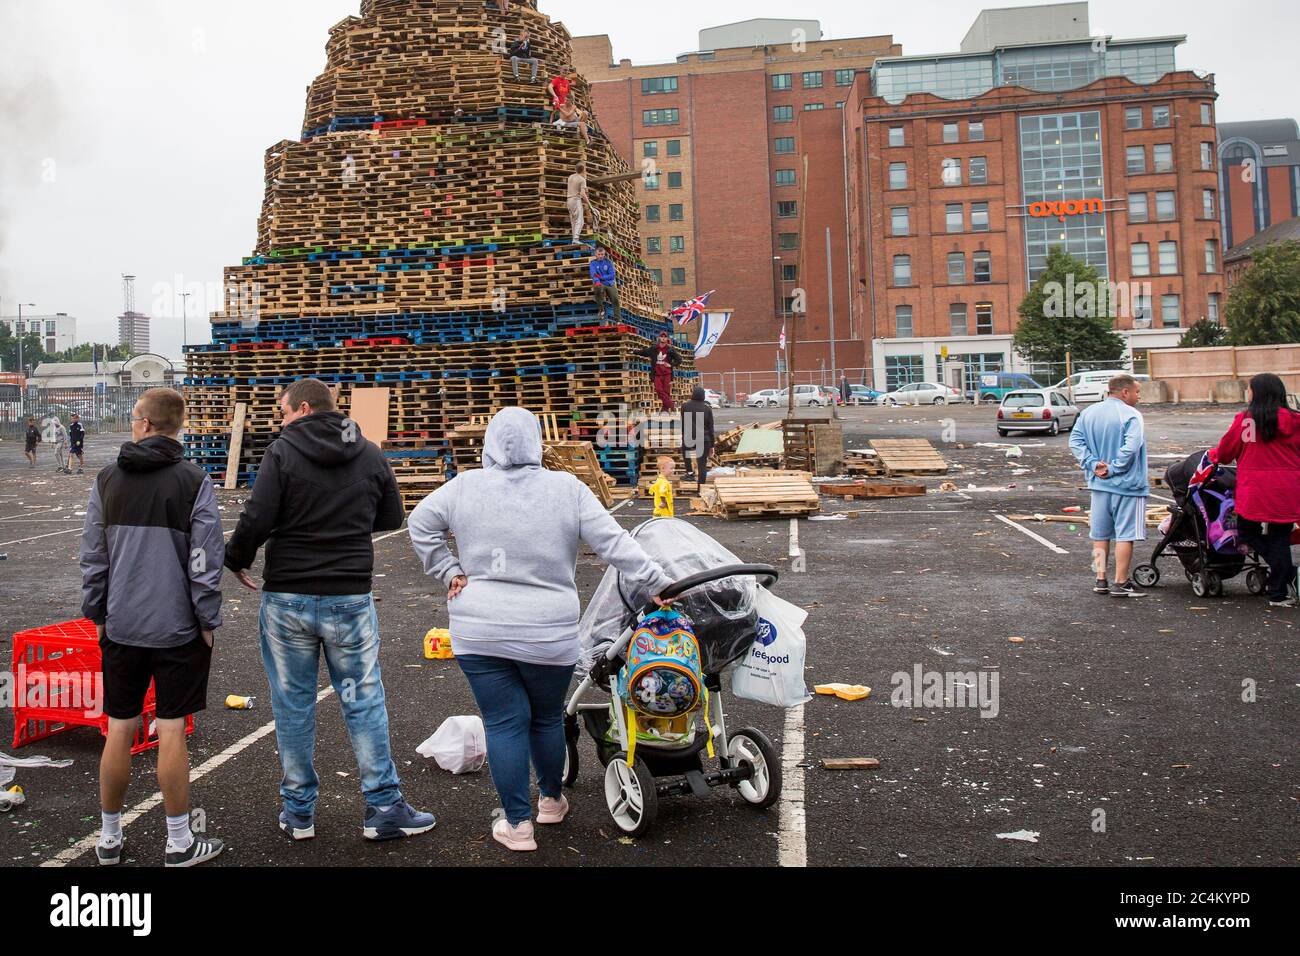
[457,654,575,826]
[259,592,403,816]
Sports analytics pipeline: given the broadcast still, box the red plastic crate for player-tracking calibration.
[11,619,194,756]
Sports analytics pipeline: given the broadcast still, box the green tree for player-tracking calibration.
[0,325,51,376]
[1178,318,1228,348]
[1224,241,1300,346]
[52,342,134,363]
[1013,246,1127,367]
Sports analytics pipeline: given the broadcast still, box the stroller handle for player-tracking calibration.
[639,562,779,617]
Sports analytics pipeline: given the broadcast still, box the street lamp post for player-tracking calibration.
[16,302,36,416]
[773,256,790,391]
[179,292,192,353]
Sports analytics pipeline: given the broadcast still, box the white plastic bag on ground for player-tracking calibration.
[730,588,812,708]
[417,716,486,774]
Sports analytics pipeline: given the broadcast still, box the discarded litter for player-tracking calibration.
[417,715,486,774]
[809,514,848,522]
[424,628,455,660]
[996,830,1040,843]
[815,683,871,701]
[225,695,255,710]
[0,786,25,813]
[821,758,880,770]
[1008,637,1025,644]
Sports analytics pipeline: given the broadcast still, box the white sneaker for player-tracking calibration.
[537,794,569,825]
[492,818,538,851]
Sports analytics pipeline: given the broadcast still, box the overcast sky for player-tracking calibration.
[1,0,1295,360]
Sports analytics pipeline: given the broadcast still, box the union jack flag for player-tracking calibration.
[670,290,714,326]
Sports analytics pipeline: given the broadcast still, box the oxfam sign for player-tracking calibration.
[1027,198,1104,221]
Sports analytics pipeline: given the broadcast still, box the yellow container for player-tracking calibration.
[225,695,255,710]
[424,628,455,660]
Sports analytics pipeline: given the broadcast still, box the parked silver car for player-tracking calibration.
[880,382,965,406]
[996,389,1079,436]
[745,389,782,408]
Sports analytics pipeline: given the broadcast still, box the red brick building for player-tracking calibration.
[1217,120,1300,251]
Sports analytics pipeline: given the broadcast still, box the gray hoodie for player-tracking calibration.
[408,407,673,666]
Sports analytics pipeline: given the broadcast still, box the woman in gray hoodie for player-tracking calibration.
[409,407,673,851]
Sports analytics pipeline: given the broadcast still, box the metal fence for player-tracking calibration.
[698,368,875,402]
[0,386,152,439]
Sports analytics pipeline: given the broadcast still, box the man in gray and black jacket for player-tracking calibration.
[80,387,226,868]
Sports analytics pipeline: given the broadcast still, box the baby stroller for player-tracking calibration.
[565,518,781,836]
[1133,451,1267,598]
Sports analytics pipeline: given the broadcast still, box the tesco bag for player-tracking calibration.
[730,588,812,708]
[417,715,487,774]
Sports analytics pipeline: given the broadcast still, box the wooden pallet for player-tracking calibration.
[700,473,821,519]
[818,481,926,500]
[868,439,949,476]
[542,440,613,508]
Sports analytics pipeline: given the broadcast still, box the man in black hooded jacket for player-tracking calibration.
[225,378,436,844]
[681,386,716,486]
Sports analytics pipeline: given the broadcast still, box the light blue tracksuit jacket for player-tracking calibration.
[1069,397,1150,497]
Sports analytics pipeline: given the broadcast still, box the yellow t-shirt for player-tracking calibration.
[649,476,675,518]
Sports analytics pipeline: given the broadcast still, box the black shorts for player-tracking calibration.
[100,635,213,720]
[70,444,84,455]
[25,443,38,454]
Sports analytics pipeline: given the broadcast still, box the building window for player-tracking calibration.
[1128,192,1148,222]
[1208,292,1221,323]
[671,268,686,285]
[1156,191,1176,221]
[885,354,924,388]
[646,237,661,254]
[1202,189,1217,219]
[943,122,960,144]
[641,76,679,95]
[1134,293,1153,326]
[1126,145,1146,174]
[643,108,680,126]
[667,140,681,156]
[889,162,908,189]
[782,264,797,281]
[645,205,661,222]
[891,206,910,235]
[949,303,969,336]
[948,252,966,285]
[772,74,792,91]
[650,269,663,285]
[779,233,798,250]
[1158,240,1179,275]
[975,303,993,335]
[969,156,988,185]
[644,172,660,190]
[895,305,914,337]
[973,251,991,283]
[773,105,794,123]
[1019,112,1106,283]
[802,71,823,89]
[835,68,855,86]
[774,137,795,154]
[969,120,985,141]
[667,171,682,189]
[1153,144,1173,173]
[836,102,845,109]
[1131,242,1151,276]
[643,141,658,158]
[1201,142,1215,170]
[669,203,683,221]
[670,236,685,253]
[1152,105,1171,128]
[775,169,796,186]
[946,204,964,233]
[777,200,797,218]
[888,126,905,147]
[971,202,989,232]
[893,255,912,286]
[1205,238,1219,272]
[1200,103,1213,126]
[941,158,962,186]
[1125,107,1143,130]
[1160,293,1181,328]
[803,103,825,111]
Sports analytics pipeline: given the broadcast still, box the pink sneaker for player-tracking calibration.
[492,818,538,852]
[537,794,569,825]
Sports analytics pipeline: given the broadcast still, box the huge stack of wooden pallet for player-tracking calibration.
[185,0,694,493]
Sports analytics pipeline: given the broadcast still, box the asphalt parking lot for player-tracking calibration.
[1,401,1296,867]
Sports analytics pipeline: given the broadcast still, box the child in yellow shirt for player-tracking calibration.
[649,455,675,518]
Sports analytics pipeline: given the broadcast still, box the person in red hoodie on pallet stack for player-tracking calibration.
[1210,372,1300,608]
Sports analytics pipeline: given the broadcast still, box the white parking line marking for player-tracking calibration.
[41,686,336,867]
[778,703,807,868]
[1149,492,1175,504]
[373,525,409,543]
[611,498,635,513]
[0,527,82,547]
[0,509,64,522]
[788,518,800,558]
[994,513,1070,555]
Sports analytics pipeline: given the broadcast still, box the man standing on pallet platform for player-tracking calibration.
[80,387,227,867]
[1069,374,1150,598]
[567,162,590,243]
[590,247,620,320]
[681,386,716,486]
[645,331,681,412]
[508,28,540,83]
[224,378,436,844]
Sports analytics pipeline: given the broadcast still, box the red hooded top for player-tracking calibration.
[1211,407,1300,523]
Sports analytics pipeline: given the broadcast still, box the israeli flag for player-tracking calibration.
[693,311,732,360]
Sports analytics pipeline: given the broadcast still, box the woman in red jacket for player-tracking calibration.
[1211,373,1300,607]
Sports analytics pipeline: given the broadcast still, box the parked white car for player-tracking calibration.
[1053,371,1150,404]
[775,384,830,407]
[703,389,725,408]
[880,383,966,406]
[996,389,1080,436]
[745,389,782,408]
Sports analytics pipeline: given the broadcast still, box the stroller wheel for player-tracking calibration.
[1190,573,1208,598]
[1133,564,1160,588]
[1246,567,1267,596]
[1205,571,1224,597]
[563,739,580,788]
[727,728,782,809]
[604,753,657,836]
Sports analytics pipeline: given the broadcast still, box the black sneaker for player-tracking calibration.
[165,835,224,867]
[1110,580,1146,598]
[96,840,123,867]
[1093,579,1110,594]
[279,809,316,841]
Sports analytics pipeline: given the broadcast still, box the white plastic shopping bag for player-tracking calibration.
[417,716,487,774]
[730,588,812,708]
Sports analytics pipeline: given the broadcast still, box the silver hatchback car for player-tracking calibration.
[996,389,1079,436]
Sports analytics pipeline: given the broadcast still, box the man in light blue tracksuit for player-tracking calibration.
[1069,373,1149,597]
